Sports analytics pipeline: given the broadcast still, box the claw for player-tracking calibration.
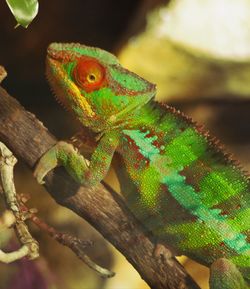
[33,163,50,184]
[33,171,44,184]
[34,141,85,185]
[33,146,59,184]
[36,175,45,185]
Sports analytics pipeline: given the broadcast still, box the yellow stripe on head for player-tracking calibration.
[67,79,96,118]
[52,61,96,118]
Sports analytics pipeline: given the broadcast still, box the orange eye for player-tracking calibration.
[73,58,105,92]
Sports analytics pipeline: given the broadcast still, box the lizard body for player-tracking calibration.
[35,43,250,288]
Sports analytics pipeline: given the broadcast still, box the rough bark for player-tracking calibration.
[0,86,200,289]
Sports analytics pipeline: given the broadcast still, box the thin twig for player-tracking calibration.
[18,194,115,278]
[0,141,39,261]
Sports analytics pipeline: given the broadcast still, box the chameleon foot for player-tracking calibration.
[34,141,89,185]
[34,141,81,184]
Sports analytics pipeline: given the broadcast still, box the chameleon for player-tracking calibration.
[34,43,250,289]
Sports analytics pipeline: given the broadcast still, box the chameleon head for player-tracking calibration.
[46,43,156,132]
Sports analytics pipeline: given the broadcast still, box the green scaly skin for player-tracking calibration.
[34,43,250,289]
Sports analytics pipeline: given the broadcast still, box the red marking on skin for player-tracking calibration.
[220,210,229,216]
[190,216,197,223]
[220,242,225,247]
[134,153,147,169]
[134,152,148,169]
[145,131,155,138]
[125,135,136,147]
[134,162,140,170]
[73,57,106,92]
[147,130,164,140]
[144,130,164,152]
[108,70,156,97]
[124,135,149,169]
[152,140,162,149]
[137,153,145,162]
[109,82,138,96]
[48,50,74,63]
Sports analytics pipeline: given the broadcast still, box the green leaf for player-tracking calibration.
[5,0,39,28]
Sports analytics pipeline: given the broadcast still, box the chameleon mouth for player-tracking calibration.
[46,59,71,112]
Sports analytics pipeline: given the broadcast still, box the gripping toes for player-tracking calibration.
[34,141,86,185]
[34,141,75,184]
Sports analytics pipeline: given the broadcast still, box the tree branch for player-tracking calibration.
[0,85,200,289]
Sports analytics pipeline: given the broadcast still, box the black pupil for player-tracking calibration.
[89,74,96,81]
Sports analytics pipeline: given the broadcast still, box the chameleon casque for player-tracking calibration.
[34,43,250,289]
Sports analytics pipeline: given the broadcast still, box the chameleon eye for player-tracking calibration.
[73,58,106,92]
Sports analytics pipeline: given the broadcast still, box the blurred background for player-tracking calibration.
[0,0,250,288]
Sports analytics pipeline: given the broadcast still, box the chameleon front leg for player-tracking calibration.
[34,130,120,187]
[210,258,249,289]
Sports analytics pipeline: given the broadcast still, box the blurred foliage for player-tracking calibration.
[120,0,250,101]
[5,0,38,28]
